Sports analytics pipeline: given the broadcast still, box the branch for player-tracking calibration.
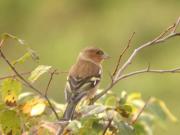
[91,16,180,103]
[118,67,180,80]
[0,71,31,80]
[172,17,180,33]
[45,69,57,96]
[114,17,180,81]
[102,119,113,135]
[0,49,60,120]
[0,39,4,49]
[112,32,135,76]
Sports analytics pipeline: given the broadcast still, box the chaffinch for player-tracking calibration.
[63,47,109,120]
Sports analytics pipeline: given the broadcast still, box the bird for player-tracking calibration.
[63,47,109,120]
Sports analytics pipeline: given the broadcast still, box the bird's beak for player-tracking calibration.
[102,53,110,59]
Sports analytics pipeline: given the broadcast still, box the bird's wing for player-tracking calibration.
[64,74,101,102]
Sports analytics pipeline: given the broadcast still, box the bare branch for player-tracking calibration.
[0,71,31,80]
[114,17,180,81]
[131,97,152,125]
[45,69,57,96]
[91,16,180,103]
[112,32,135,76]
[172,16,180,33]
[0,39,5,48]
[102,119,113,135]
[118,67,180,80]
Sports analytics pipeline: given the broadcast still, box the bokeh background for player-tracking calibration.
[0,0,180,134]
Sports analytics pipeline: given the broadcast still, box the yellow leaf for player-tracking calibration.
[127,92,141,102]
[4,91,17,107]
[20,98,46,116]
[1,78,22,107]
[31,102,46,116]
[28,65,52,83]
[159,100,178,122]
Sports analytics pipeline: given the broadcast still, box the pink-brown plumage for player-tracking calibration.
[63,47,109,120]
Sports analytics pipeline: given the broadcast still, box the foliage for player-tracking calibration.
[0,34,177,135]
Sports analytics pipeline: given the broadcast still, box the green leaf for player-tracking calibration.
[116,121,135,135]
[66,120,81,134]
[1,33,25,45]
[136,113,154,135]
[116,104,133,118]
[12,48,39,65]
[78,116,102,135]
[104,95,117,107]
[158,100,177,122]
[27,48,39,61]
[1,78,22,106]
[119,91,128,105]
[12,52,31,65]
[28,65,52,83]
[134,122,149,135]
[147,98,177,122]
[80,105,106,117]
[0,110,21,135]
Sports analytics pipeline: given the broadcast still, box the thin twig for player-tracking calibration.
[172,16,180,33]
[131,97,152,125]
[0,49,60,120]
[118,67,180,80]
[155,23,176,41]
[114,17,180,81]
[112,32,135,76]
[0,71,31,80]
[44,69,60,120]
[91,16,180,103]
[45,95,60,120]
[45,69,57,96]
[102,119,113,135]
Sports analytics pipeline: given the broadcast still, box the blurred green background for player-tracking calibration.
[0,0,179,134]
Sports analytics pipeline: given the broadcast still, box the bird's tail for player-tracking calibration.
[63,100,78,120]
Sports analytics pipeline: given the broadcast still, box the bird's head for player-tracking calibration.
[79,47,110,64]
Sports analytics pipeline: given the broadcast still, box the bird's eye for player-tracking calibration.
[96,50,104,55]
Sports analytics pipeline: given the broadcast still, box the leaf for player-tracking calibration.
[0,110,21,135]
[134,122,151,135]
[116,104,133,118]
[158,100,177,122]
[66,120,81,134]
[104,95,117,107]
[119,91,128,105]
[28,65,52,83]
[78,116,102,135]
[1,78,22,107]
[40,121,60,135]
[20,97,46,116]
[80,105,106,117]
[12,52,31,65]
[12,48,39,65]
[18,92,34,101]
[1,33,25,45]
[127,93,141,102]
[116,121,135,135]
[36,127,51,135]
[135,113,154,135]
[31,102,46,116]
[147,98,177,122]
[27,48,39,62]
